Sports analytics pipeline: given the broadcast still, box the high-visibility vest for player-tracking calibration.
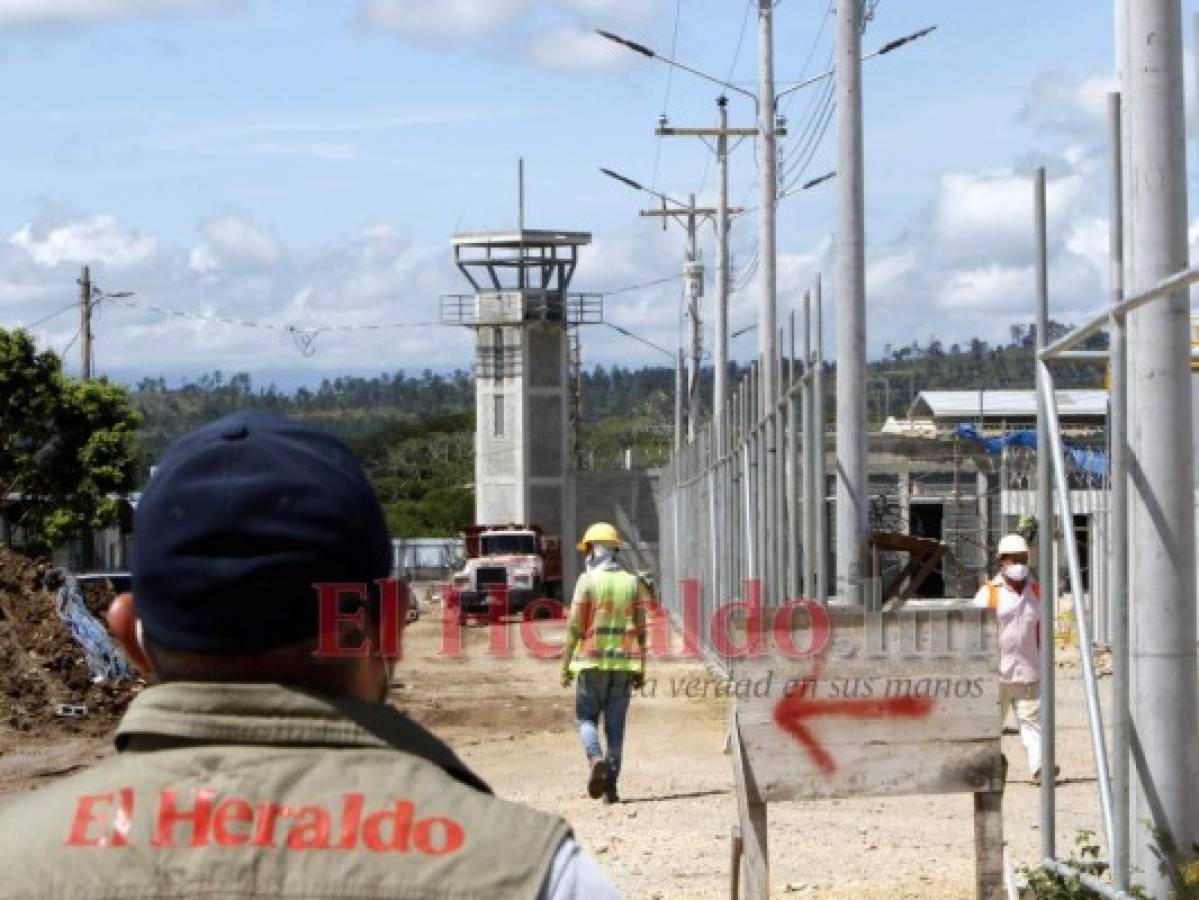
[569,567,644,674]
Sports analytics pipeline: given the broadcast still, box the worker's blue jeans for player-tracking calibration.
[574,669,634,785]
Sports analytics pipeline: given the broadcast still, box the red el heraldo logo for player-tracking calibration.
[66,788,465,856]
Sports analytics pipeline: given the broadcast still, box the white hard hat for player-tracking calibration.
[997,534,1029,557]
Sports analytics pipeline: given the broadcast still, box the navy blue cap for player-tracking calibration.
[133,410,391,653]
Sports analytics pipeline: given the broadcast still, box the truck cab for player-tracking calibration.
[449,524,562,623]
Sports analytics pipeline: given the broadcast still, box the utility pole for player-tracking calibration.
[77,265,93,380]
[835,0,868,606]
[684,193,703,443]
[758,0,779,610]
[653,97,758,450]
[717,97,731,450]
[1125,1,1198,894]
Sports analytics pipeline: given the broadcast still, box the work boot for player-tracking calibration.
[587,757,608,800]
[603,784,620,805]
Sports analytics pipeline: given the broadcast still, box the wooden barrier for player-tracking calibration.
[729,606,1006,899]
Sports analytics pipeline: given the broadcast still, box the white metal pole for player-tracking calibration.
[814,275,829,604]
[803,290,816,597]
[835,0,868,606]
[1035,167,1056,861]
[1127,1,1198,891]
[1107,90,1131,893]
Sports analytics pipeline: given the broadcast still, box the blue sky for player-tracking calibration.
[0,0,1189,386]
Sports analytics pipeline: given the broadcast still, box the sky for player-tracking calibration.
[0,0,1193,388]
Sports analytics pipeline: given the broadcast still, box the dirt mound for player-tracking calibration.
[0,548,141,736]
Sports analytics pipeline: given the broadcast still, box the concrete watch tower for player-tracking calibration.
[441,214,603,604]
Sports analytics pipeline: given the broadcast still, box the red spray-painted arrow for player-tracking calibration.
[772,692,935,776]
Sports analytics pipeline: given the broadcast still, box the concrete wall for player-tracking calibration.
[572,468,661,582]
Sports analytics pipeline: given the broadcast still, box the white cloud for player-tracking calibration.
[10,214,159,268]
[0,0,240,28]
[189,215,283,273]
[358,0,654,70]
[359,0,531,40]
[1020,71,1118,136]
[527,24,629,70]
[930,167,1088,268]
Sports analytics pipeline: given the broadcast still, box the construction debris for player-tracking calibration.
[0,548,140,735]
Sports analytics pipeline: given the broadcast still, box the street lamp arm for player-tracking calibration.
[776,170,837,202]
[598,166,690,211]
[775,25,937,101]
[596,29,758,106]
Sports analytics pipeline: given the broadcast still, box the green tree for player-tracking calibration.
[0,327,141,552]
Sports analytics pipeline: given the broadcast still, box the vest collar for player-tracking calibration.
[116,682,491,794]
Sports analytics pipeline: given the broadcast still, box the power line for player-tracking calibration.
[18,301,78,332]
[695,0,754,197]
[60,326,82,361]
[650,0,684,191]
[603,273,685,297]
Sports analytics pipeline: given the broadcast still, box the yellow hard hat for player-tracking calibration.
[577,522,622,551]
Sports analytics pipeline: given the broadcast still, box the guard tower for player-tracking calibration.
[441,229,602,545]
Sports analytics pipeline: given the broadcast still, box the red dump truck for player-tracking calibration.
[444,524,564,624]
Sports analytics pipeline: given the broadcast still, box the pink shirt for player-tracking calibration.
[973,576,1041,684]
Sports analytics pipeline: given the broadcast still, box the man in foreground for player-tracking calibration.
[0,410,616,899]
[560,523,650,805]
[973,532,1055,784]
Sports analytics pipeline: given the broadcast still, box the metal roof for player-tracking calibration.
[451,229,591,248]
[914,389,1108,418]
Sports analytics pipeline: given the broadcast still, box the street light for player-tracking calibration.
[597,24,937,106]
[599,167,690,213]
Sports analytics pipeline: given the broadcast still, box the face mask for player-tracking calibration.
[1003,563,1029,582]
[588,546,615,569]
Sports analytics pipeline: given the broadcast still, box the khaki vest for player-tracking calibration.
[569,567,644,674]
[0,682,570,899]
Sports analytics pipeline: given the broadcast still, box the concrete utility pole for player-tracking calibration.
[757,0,777,415]
[835,0,867,606]
[652,98,755,451]
[757,0,779,609]
[77,265,92,380]
[1124,1,1198,892]
[716,97,731,450]
[685,194,703,443]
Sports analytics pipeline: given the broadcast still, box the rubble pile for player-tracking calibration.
[0,549,140,734]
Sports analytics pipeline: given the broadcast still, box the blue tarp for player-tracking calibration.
[954,424,1108,476]
[56,577,134,682]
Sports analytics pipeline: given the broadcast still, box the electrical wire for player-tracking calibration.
[19,301,78,331]
[603,273,684,297]
[650,0,684,192]
[695,0,753,197]
[60,326,82,360]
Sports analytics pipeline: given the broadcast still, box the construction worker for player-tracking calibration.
[561,522,650,805]
[0,411,616,900]
[973,532,1055,784]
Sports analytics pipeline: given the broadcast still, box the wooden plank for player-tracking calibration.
[732,608,1002,802]
[974,788,1007,900]
[732,718,769,900]
[740,733,1005,801]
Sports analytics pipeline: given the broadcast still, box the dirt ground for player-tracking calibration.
[0,595,1111,898]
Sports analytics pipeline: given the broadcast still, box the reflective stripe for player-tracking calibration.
[569,568,643,674]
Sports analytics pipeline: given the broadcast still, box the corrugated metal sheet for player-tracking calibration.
[915,390,1108,419]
